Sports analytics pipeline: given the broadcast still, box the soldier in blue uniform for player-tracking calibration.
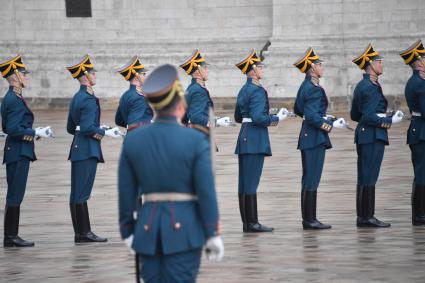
[118,64,224,283]
[115,56,153,132]
[351,44,404,228]
[1,55,53,247]
[400,40,425,226]
[234,49,288,232]
[293,48,347,230]
[66,55,121,243]
[180,50,213,128]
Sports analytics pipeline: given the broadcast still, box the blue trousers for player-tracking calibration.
[70,158,98,204]
[139,248,202,283]
[410,142,425,185]
[6,158,30,206]
[238,154,265,195]
[301,145,326,192]
[356,142,385,186]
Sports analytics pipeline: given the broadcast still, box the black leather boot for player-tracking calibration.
[244,194,273,232]
[74,202,107,243]
[70,203,79,237]
[238,194,247,232]
[3,206,34,247]
[356,185,363,218]
[302,191,331,230]
[357,186,390,228]
[412,183,425,226]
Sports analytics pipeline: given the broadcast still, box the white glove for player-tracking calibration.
[205,236,224,262]
[35,126,54,138]
[100,124,111,130]
[124,235,135,255]
[105,127,123,138]
[276,108,288,121]
[332,118,346,129]
[216,117,231,127]
[391,110,404,124]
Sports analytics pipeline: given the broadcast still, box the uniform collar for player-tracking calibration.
[10,86,23,97]
[155,115,179,124]
[364,73,379,84]
[80,84,94,95]
[192,77,206,88]
[413,69,425,79]
[247,77,261,86]
[130,84,143,95]
[306,74,320,86]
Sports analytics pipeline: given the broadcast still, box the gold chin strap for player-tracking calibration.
[195,78,205,87]
[132,73,144,93]
[86,86,94,95]
[252,65,260,80]
[14,69,24,88]
[84,70,94,86]
[369,72,378,83]
[135,72,145,85]
[198,65,207,82]
[419,57,425,71]
[310,76,320,86]
[367,60,380,81]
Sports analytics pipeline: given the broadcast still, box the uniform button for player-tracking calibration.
[7,147,10,150]
[361,128,365,131]
[74,145,78,148]
[304,133,308,137]
[413,128,416,132]
[174,222,181,230]
[144,225,149,231]
[243,138,247,142]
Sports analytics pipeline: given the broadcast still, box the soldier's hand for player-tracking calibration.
[124,235,135,255]
[105,127,123,138]
[332,118,346,129]
[35,126,54,138]
[216,117,232,127]
[276,108,289,121]
[205,235,224,262]
[391,110,404,124]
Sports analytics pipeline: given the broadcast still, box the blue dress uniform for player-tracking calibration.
[400,40,425,225]
[115,56,153,132]
[293,47,332,230]
[234,50,278,233]
[180,50,214,127]
[0,55,35,247]
[184,78,214,126]
[66,55,107,242]
[351,44,391,228]
[118,64,220,283]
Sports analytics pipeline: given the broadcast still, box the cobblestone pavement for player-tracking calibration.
[0,110,424,283]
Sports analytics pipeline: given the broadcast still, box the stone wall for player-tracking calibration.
[0,0,424,110]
